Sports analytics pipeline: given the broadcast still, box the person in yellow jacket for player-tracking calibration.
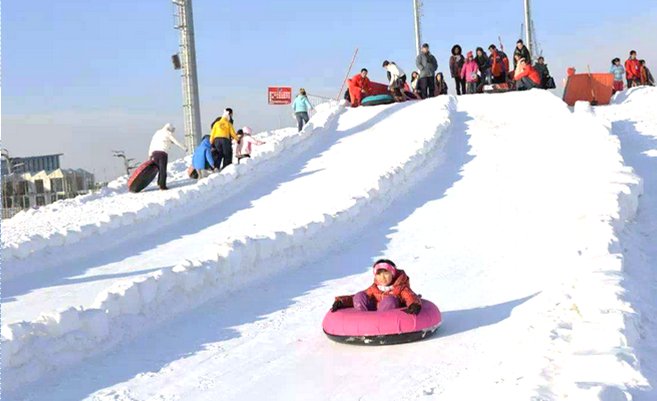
[210,108,239,170]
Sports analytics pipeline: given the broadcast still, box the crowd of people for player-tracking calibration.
[610,50,654,94]
[145,107,271,189]
[145,86,320,190]
[144,44,653,190]
[345,40,655,108]
[344,40,559,107]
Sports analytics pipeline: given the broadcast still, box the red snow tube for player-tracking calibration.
[322,299,442,345]
[369,81,390,96]
[127,159,159,193]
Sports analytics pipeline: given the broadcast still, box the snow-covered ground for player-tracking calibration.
[597,87,657,401]
[2,89,656,401]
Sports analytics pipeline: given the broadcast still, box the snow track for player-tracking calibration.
[4,89,657,401]
[3,97,455,393]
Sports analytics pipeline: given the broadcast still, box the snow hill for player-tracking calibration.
[2,88,657,401]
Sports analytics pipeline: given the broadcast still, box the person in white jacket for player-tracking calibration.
[148,123,186,190]
[382,60,407,102]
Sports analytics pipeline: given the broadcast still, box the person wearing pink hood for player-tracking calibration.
[235,126,265,164]
[330,259,422,315]
[460,51,480,94]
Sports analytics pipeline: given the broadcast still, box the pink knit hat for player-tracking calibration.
[373,261,397,277]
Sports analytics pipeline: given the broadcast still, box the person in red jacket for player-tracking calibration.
[625,50,641,88]
[514,58,542,90]
[347,68,372,107]
[330,259,422,315]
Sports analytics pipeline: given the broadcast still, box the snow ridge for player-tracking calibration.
[2,97,456,393]
[2,102,342,280]
[533,104,646,401]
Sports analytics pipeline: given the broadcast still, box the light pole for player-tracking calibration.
[524,0,534,60]
[412,0,423,56]
[173,0,202,154]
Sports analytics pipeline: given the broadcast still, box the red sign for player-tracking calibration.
[268,86,292,105]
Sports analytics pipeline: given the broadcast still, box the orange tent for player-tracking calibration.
[563,73,614,106]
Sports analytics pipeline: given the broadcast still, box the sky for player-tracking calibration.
[2,0,656,181]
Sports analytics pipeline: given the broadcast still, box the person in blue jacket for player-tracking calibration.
[610,58,625,94]
[188,135,215,179]
[292,88,314,132]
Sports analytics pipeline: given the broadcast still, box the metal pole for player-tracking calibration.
[336,48,359,101]
[174,0,202,153]
[413,0,422,56]
[524,0,533,60]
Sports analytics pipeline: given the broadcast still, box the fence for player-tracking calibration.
[306,94,337,109]
[2,207,24,220]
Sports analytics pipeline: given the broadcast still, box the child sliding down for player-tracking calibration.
[331,259,422,315]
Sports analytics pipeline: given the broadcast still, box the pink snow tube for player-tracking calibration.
[322,299,442,345]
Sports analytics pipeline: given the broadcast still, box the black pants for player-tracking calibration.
[491,74,506,84]
[417,76,435,99]
[151,151,168,189]
[454,77,466,95]
[627,78,639,88]
[213,137,233,170]
[516,77,540,91]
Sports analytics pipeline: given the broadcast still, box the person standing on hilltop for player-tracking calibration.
[639,60,654,86]
[610,58,625,94]
[449,44,466,95]
[460,51,479,94]
[415,43,438,99]
[488,44,509,84]
[513,39,531,70]
[625,50,641,88]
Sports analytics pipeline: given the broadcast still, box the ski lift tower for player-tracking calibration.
[173,0,202,153]
[412,0,423,56]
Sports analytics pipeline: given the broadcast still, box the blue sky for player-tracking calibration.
[3,0,657,180]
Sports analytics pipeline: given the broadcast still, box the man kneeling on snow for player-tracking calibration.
[514,58,542,91]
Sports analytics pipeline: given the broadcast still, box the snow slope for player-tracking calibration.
[1,103,338,279]
[4,89,656,401]
[2,97,455,393]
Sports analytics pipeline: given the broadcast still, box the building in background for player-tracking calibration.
[1,153,95,219]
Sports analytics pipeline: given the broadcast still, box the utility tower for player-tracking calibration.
[173,0,202,154]
[523,0,535,60]
[412,0,423,56]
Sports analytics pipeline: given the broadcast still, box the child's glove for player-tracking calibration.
[331,300,344,312]
[403,303,422,315]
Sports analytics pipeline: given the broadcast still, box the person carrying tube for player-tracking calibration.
[148,123,186,190]
[382,60,407,102]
